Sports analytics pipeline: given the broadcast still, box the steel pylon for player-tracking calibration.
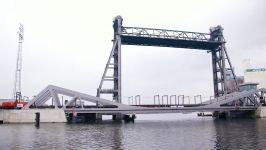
[97,16,123,103]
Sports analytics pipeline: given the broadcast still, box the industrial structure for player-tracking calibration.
[13,24,24,101]
[96,16,238,103]
[1,16,266,123]
[244,68,266,89]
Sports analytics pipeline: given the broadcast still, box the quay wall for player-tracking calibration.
[0,109,66,123]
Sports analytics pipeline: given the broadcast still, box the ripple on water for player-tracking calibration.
[1,119,266,150]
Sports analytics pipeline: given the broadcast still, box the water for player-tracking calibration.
[1,114,266,150]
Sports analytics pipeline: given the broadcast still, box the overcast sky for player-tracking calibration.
[0,0,265,103]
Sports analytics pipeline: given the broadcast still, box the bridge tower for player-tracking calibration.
[210,26,238,97]
[97,16,123,103]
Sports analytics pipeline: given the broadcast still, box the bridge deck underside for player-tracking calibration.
[64,106,256,114]
[121,36,221,50]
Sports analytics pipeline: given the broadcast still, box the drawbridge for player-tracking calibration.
[24,16,265,116]
[23,85,265,114]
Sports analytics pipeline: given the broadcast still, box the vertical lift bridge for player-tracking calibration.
[97,16,238,103]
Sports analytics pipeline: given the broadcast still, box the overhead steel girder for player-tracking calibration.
[121,36,221,50]
[121,26,223,50]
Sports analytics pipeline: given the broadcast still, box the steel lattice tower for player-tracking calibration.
[209,26,238,97]
[13,24,24,101]
[97,16,122,103]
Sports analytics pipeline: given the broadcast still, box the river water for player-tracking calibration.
[1,113,266,150]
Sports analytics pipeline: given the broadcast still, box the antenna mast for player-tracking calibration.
[13,24,24,101]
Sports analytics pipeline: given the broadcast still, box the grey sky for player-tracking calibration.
[0,0,265,103]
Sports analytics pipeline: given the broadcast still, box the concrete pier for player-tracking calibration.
[66,113,104,123]
[0,109,66,123]
[123,114,136,123]
[213,109,257,119]
[112,113,123,121]
[256,106,266,118]
[96,113,103,120]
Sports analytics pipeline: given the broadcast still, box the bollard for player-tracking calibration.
[35,112,40,128]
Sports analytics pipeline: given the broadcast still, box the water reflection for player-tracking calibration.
[110,122,124,150]
[213,119,266,150]
[1,118,266,150]
[64,122,124,150]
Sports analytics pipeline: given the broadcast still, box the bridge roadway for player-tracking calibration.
[64,105,257,114]
[24,85,264,115]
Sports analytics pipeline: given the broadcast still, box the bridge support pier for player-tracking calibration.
[217,111,229,119]
[112,113,136,122]
[67,113,103,123]
[123,114,136,123]
[112,113,123,121]
[96,113,102,120]
[213,110,256,119]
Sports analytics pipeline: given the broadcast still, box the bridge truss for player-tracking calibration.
[23,85,265,114]
[23,85,134,109]
[97,16,238,103]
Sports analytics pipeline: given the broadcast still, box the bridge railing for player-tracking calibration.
[122,26,211,42]
[128,94,245,106]
[170,95,177,105]
[151,94,205,106]
[128,95,141,105]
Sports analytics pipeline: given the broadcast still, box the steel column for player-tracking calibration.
[97,16,123,103]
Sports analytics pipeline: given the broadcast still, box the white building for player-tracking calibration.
[244,68,266,89]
